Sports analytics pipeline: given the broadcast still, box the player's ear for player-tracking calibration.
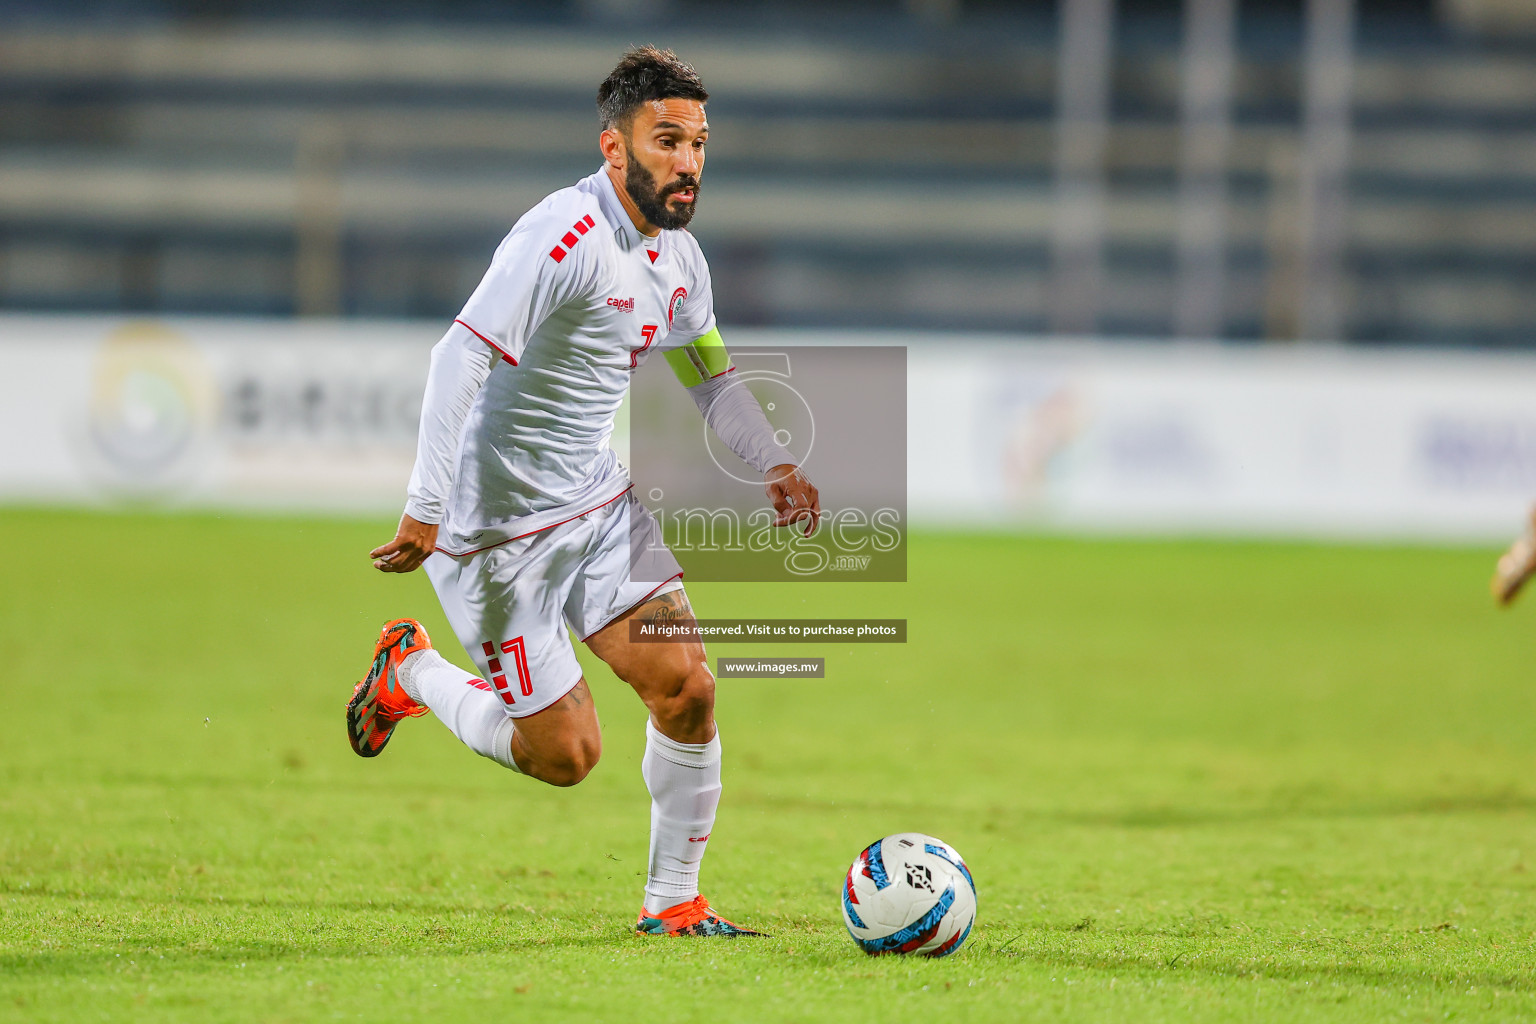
[600,127,627,170]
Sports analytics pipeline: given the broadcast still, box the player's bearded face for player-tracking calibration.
[624,146,700,231]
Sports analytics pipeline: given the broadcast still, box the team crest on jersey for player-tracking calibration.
[667,287,688,328]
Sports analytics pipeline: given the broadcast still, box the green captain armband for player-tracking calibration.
[665,327,734,387]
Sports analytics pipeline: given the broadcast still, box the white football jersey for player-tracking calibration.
[413,167,718,556]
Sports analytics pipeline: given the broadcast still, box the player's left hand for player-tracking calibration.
[766,464,820,536]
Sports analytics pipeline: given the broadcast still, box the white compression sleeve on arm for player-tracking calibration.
[404,322,498,524]
[687,371,798,474]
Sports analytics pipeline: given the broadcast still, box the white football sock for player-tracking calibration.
[641,719,722,914]
[399,649,521,772]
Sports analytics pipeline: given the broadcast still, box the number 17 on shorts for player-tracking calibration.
[481,637,532,708]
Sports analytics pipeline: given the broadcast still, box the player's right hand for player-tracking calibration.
[371,513,439,573]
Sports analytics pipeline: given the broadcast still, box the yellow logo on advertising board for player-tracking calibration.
[83,322,213,496]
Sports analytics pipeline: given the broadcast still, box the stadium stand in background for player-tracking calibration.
[0,0,1533,345]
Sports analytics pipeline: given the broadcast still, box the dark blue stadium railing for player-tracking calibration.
[0,7,1531,345]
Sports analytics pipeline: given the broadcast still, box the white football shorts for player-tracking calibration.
[424,490,684,718]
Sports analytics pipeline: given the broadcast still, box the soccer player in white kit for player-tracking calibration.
[343,47,821,937]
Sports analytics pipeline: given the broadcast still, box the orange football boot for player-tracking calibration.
[346,619,432,757]
[635,895,766,937]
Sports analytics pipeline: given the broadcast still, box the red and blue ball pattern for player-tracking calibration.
[841,832,977,957]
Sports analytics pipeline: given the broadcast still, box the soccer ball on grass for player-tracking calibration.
[840,832,976,956]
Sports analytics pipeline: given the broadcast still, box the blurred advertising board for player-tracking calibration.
[0,315,429,511]
[901,336,1536,541]
[3,315,1536,541]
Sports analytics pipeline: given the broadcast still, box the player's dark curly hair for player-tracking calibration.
[597,46,708,134]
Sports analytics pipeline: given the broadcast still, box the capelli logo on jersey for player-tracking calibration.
[606,297,635,314]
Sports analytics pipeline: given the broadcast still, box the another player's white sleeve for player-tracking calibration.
[404,322,497,525]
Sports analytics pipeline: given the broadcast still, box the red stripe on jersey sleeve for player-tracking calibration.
[549,246,567,263]
[454,319,517,365]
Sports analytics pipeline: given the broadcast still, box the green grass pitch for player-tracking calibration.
[4,507,1536,1022]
